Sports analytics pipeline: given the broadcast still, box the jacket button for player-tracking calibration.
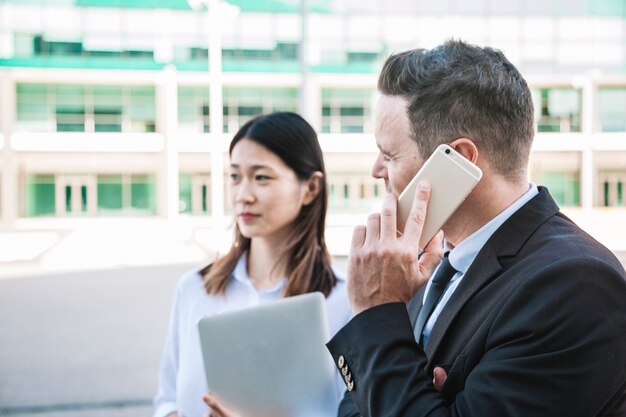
[337,355,345,368]
[347,380,354,392]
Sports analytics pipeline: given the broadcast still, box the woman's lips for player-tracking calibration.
[239,212,260,222]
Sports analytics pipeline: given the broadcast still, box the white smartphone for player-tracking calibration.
[397,144,483,250]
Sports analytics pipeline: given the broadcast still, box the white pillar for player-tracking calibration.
[208,0,225,229]
[298,0,317,126]
[580,75,596,210]
[0,71,17,229]
[156,64,179,219]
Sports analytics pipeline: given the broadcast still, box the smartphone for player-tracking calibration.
[397,144,482,249]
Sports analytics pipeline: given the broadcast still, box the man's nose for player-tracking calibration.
[371,154,387,179]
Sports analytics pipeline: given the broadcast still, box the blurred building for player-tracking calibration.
[0,0,625,229]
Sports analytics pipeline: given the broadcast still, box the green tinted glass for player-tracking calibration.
[97,174,123,212]
[131,174,156,214]
[598,87,626,132]
[25,174,56,217]
[179,173,193,214]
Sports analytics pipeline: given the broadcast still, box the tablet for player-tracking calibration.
[197,292,338,417]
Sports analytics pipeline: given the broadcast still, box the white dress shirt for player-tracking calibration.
[421,184,539,347]
[152,255,352,417]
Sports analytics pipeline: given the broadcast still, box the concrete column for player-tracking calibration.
[580,75,596,210]
[208,0,225,229]
[156,65,179,219]
[303,82,321,135]
[297,0,321,129]
[1,71,17,229]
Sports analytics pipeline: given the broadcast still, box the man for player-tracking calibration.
[327,40,626,416]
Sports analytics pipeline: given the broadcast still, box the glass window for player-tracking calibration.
[327,174,382,213]
[532,87,581,133]
[238,105,263,116]
[97,175,123,212]
[64,185,72,213]
[14,33,35,58]
[25,174,56,217]
[599,171,626,207]
[16,83,52,131]
[321,88,374,134]
[347,51,379,63]
[598,87,626,132]
[130,174,156,214]
[276,42,298,60]
[540,172,580,206]
[93,86,123,132]
[179,174,193,214]
[223,87,297,133]
[201,184,208,213]
[129,86,156,133]
[178,86,210,133]
[17,83,155,133]
[97,174,156,215]
[55,85,86,132]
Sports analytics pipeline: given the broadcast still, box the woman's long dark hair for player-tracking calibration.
[200,112,336,297]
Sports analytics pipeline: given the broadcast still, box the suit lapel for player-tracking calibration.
[422,187,560,360]
[425,245,502,357]
[408,286,427,330]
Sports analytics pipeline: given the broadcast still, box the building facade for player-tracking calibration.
[1,0,625,230]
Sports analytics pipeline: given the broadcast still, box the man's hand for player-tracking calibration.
[347,181,443,315]
[433,367,448,391]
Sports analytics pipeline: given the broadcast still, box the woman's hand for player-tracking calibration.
[203,393,240,417]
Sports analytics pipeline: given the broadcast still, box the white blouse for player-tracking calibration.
[152,255,352,417]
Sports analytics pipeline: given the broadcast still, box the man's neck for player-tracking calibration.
[443,177,530,248]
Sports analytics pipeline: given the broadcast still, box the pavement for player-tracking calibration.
[0,212,624,416]
[0,263,192,417]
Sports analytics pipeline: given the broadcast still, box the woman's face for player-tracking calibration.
[229,138,312,241]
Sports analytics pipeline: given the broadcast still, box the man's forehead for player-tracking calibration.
[376,95,410,130]
[375,95,412,151]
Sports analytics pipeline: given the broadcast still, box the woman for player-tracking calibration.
[153,112,352,417]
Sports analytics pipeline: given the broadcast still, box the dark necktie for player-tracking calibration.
[414,252,457,346]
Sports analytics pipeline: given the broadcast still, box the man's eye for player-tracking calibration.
[383,155,391,162]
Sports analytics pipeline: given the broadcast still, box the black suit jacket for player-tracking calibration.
[327,187,626,417]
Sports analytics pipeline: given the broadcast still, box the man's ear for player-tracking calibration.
[302,171,324,206]
[449,138,479,164]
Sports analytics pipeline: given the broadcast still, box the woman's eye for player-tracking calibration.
[255,175,270,181]
[230,173,241,182]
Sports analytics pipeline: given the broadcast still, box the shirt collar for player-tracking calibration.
[446,184,539,276]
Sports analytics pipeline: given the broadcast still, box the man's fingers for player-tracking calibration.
[350,225,366,252]
[348,225,366,304]
[363,213,381,246]
[402,181,431,250]
[380,193,398,241]
[419,231,444,279]
[433,366,448,391]
[424,230,444,254]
